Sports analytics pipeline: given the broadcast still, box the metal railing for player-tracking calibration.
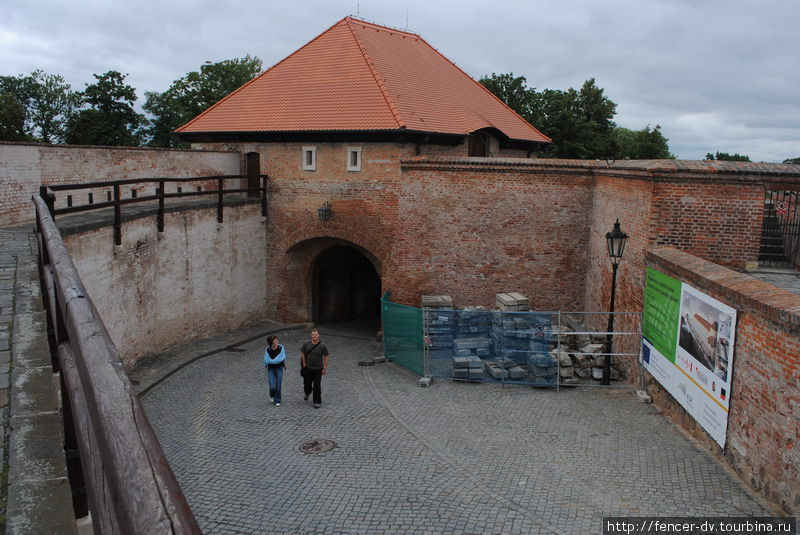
[759,189,800,268]
[33,194,201,534]
[39,174,268,245]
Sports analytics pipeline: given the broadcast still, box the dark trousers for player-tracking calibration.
[303,369,323,404]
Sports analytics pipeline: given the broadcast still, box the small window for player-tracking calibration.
[302,146,316,171]
[347,147,362,171]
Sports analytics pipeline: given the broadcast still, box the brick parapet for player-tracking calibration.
[647,247,800,332]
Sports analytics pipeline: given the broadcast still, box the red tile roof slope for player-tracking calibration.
[176,17,550,144]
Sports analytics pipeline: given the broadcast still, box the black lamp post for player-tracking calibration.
[317,201,332,222]
[602,219,628,385]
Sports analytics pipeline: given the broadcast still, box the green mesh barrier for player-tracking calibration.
[381,292,424,376]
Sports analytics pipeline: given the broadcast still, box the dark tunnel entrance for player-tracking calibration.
[312,246,381,325]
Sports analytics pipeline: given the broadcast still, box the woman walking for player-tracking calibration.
[263,335,286,406]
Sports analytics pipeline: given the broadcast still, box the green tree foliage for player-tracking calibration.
[704,151,751,162]
[479,73,672,160]
[0,71,78,143]
[65,71,145,146]
[782,157,800,164]
[0,93,30,141]
[144,55,262,147]
[613,125,673,159]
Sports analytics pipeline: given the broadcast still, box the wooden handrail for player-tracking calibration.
[33,195,202,534]
[41,174,268,244]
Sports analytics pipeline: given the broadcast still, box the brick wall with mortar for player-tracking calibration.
[396,158,594,310]
[0,142,240,227]
[62,203,267,365]
[645,247,800,515]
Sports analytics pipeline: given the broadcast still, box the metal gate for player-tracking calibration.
[759,189,800,268]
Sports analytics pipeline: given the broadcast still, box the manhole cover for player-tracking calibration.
[299,439,337,454]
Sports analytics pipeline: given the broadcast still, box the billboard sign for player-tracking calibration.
[641,268,737,448]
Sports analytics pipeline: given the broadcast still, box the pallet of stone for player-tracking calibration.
[452,356,471,369]
[421,295,453,309]
[495,292,530,311]
[484,361,510,380]
[451,364,484,381]
[468,367,484,380]
[508,366,527,380]
[427,334,454,349]
[451,366,470,379]
[454,337,491,351]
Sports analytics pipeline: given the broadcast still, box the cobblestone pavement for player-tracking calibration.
[141,325,768,535]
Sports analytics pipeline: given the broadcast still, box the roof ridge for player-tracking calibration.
[344,17,405,130]
[411,35,551,143]
[176,17,353,133]
[345,16,421,39]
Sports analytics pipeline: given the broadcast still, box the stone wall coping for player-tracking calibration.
[401,156,800,181]
[0,140,237,154]
[646,246,800,332]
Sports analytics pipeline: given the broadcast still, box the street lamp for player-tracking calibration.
[603,219,628,385]
[317,201,332,222]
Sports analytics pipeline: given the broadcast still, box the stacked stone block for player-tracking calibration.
[451,306,492,381]
[421,295,455,378]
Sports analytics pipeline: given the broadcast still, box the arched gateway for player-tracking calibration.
[284,236,382,326]
[312,245,381,324]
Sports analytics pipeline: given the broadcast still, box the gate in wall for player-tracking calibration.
[381,293,642,388]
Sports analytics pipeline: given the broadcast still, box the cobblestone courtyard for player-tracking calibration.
[139,325,768,534]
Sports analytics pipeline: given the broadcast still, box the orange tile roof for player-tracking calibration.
[176,17,550,145]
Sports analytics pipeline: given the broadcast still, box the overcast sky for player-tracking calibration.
[2,0,798,162]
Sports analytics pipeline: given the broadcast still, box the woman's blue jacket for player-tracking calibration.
[263,344,286,367]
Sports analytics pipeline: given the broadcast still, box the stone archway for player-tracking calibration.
[311,245,381,324]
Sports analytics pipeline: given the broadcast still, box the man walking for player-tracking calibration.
[301,329,329,409]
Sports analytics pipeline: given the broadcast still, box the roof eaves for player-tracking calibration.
[344,17,405,130]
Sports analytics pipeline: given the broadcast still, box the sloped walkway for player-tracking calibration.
[138,324,770,534]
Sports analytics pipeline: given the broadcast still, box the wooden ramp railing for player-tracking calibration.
[33,194,202,534]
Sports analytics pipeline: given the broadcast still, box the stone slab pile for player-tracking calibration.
[421,296,455,377]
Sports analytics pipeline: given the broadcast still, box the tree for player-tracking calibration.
[0,71,78,143]
[479,74,623,159]
[782,157,800,164]
[0,93,30,141]
[479,72,537,120]
[613,125,673,159]
[144,55,262,147]
[65,71,145,146]
[704,151,751,162]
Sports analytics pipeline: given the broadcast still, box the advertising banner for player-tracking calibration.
[641,268,736,448]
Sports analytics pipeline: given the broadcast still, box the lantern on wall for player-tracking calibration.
[318,201,332,222]
[606,219,628,265]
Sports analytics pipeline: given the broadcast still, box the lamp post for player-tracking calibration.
[602,219,628,385]
[317,201,332,222]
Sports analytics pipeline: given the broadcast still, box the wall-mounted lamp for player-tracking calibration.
[318,201,332,222]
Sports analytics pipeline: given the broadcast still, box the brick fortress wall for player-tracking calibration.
[645,247,800,515]
[0,141,240,227]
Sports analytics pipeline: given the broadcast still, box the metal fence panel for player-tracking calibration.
[381,293,424,375]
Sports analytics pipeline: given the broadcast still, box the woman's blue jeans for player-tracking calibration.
[267,366,283,403]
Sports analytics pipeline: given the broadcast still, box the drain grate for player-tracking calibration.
[299,439,337,454]
[226,347,247,353]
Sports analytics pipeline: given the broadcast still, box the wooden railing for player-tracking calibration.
[39,174,268,244]
[33,195,202,534]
